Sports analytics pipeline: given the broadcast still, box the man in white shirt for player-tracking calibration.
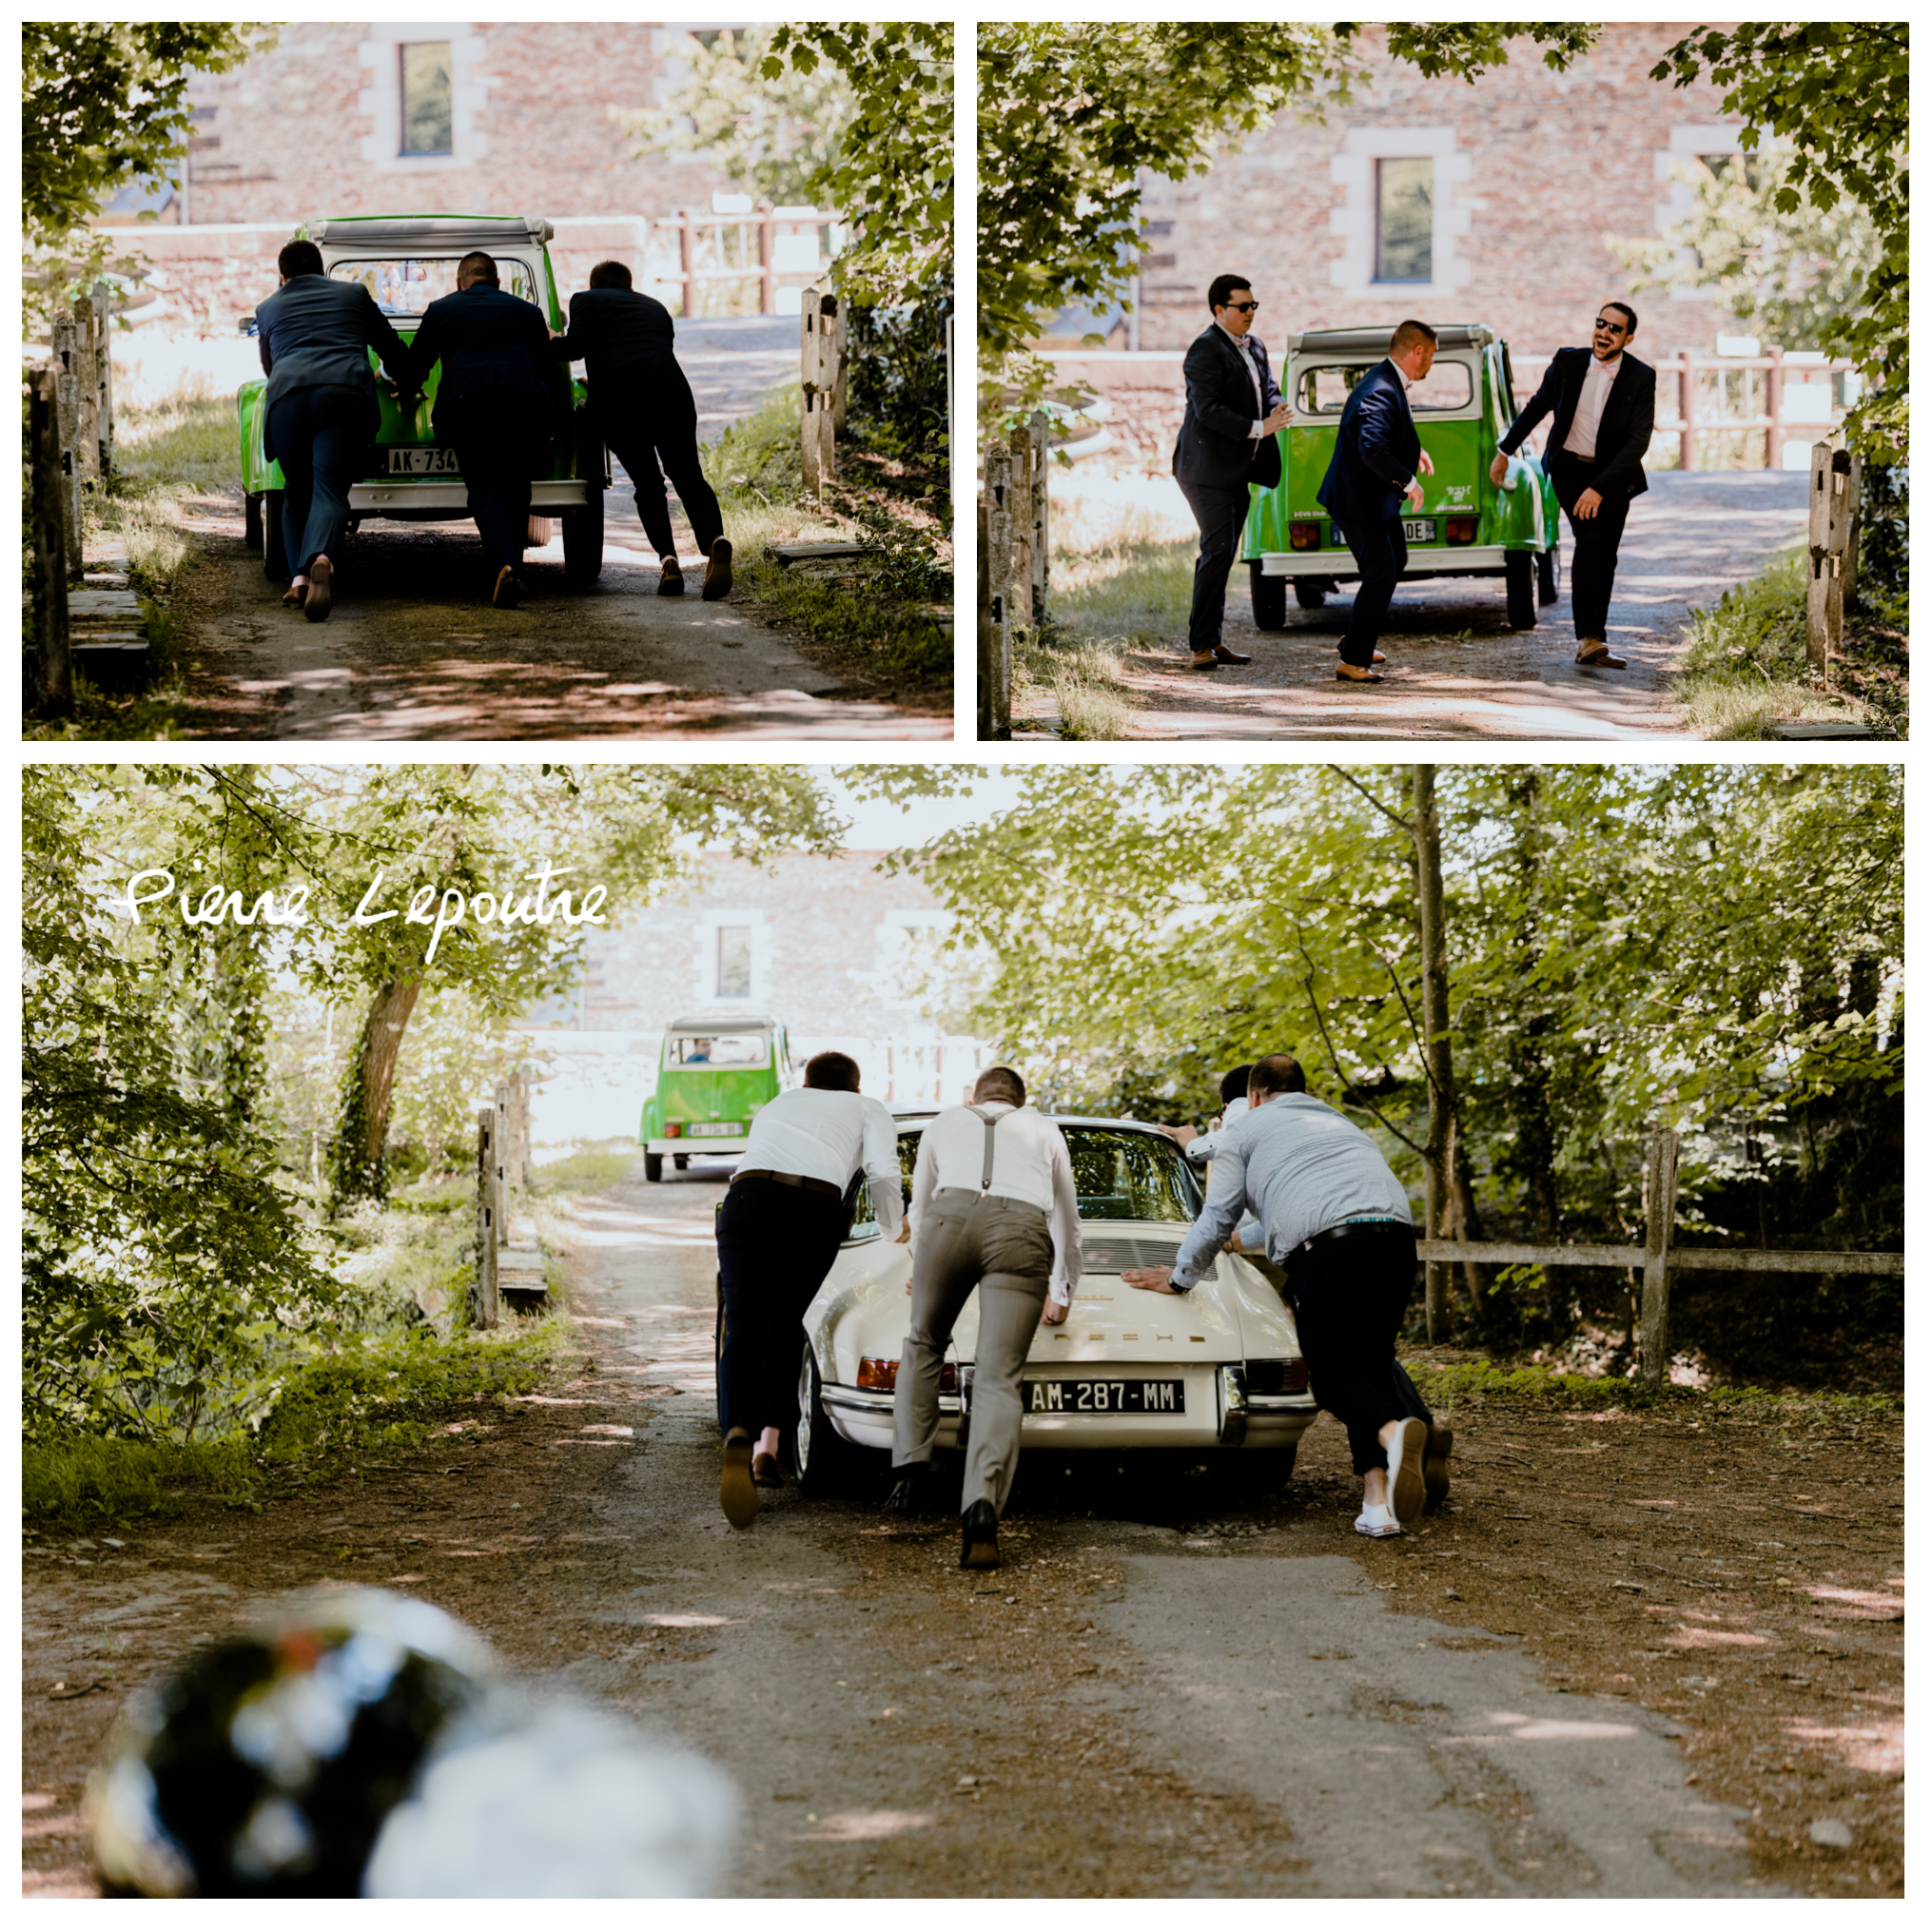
[1181,1064,1254,1168]
[889,1065,1083,1570]
[714,1051,903,1530]
[1492,302,1657,669]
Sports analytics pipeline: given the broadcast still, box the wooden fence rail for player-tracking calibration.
[1412,1125,1903,1393]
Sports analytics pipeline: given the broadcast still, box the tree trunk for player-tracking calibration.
[328,979,420,1207]
[1412,766,1455,1340]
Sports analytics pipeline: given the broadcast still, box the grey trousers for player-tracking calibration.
[892,1187,1051,1515]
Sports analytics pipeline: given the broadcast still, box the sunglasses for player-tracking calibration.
[1593,318,1629,334]
[1223,300,1259,313]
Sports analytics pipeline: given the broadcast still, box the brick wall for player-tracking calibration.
[1133,23,1744,366]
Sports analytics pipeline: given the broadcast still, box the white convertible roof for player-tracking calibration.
[1284,322,1496,355]
[303,213,555,249]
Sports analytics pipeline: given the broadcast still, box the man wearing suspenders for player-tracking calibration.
[888,1066,1084,1570]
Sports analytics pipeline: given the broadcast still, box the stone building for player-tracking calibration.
[519,851,990,1148]
[1049,23,1761,462]
[96,21,835,326]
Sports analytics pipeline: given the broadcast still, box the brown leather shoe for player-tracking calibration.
[281,582,306,610]
[720,1429,757,1529]
[1575,638,1626,669]
[657,554,685,596]
[701,537,733,601]
[491,565,521,609]
[1189,651,1221,671]
[751,1451,782,1488]
[1335,661,1384,683]
[303,556,333,623]
[1211,643,1252,665]
[1424,1424,1454,1512]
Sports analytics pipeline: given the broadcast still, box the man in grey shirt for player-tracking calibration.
[1123,1052,1430,1533]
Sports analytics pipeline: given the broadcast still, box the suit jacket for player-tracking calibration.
[393,283,567,431]
[1316,358,1420,530]
[1499,345,1656,500]
[254,274,408,459]
[554,287,695,418]
[1172,323,1283,493]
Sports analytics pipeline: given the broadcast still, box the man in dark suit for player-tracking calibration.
[1316,319,1439,683]
[1493,302,1656,668]
[553,261,732,600]
[252,239,410,622]
[394,250,569,608]
[1171,275,1293,670]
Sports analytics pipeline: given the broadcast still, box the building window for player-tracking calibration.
[716,925,751,999]
[1376,157,1434,283]
[400,42,453,156]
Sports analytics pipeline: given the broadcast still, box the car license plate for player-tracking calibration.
[1402,517,1437,542]
[688,1122,743,1138]
[386,446,460,475]
[1026,1377,1185,1415]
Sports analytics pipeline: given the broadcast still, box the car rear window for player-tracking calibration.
[888,1125,1202,1223]
[667,1034,769,1068]
[1297,359,1473,414]
[329,256,537,316]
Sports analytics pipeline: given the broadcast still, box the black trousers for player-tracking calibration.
[715,1177,849,1441]
[1548,448,1632,641]
[1336,512,1408,667]
[598,394,724,558]
[267,384,373,577]
[1284,1222,1419,1473]
[1176,477,1250,654]
[437,386,554,576]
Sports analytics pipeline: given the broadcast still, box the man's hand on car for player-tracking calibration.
[1040,1297,1070,1328]
[1121,1267,1182,1295]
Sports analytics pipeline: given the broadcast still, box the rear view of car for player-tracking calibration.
[1243,322,1561,632]
[639,1016,792,1181]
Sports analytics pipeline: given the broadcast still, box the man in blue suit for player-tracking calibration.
[395,250,569,608]
[1316,319,1439,683]
[252,239,411,622]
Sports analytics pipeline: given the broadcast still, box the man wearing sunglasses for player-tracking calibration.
[1172,276,1294,670]
[1491,302,1656,669]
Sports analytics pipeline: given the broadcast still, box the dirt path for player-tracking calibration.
[23,1171,1902,1898]
[1112,472,1809,741]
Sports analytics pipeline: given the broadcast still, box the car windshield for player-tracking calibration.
[1298,359,1473,414]
[668,1034,767,1068]
[328,256,537,316]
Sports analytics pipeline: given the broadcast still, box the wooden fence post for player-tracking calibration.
[1007,423,1035,630]
[1678,354,1696,473]
[72,288,100,497]
[676,208,696,319]
[93,280,114,477]
[800,283,840,497]
[1806,437,1859,681]
[475,1108,499,1329]
[977,498,992,739]
[494,1080,512,1229]
[50,309,83,564]
[1025,411,1049,624]
[983,439,1014,736]
[29,365,73,717]
[1637,1122,1679,1393]
[831,293,849,437]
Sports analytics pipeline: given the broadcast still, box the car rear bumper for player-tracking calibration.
[643,1137,748,1156]
[1255,544,1527,578]
[823,1375,1317,1453]
[349,478,595,515]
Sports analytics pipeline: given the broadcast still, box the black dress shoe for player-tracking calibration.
[1424,1425,1454,1512]
[885,1465,933,1515]
[960,1498,1000,1571]
[1211,644,1251,665]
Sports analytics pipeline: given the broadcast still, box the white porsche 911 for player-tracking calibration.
[784,1111,1318,1494]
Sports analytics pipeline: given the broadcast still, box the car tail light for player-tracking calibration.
[857,1358,957,1394]
[1243,1358,1308,1394]
[665,1122,682,1138]
[1289,519,1321,550]
[1445,516,1478,544]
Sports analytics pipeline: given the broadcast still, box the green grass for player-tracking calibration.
[1675,548,1901,739]
[1013,623,1134,740]
[530,1141,640,1196]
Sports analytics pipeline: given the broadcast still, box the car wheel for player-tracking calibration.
[1538,540,1560,607]
[795,1344,875,1497]
[1505,549,1538,630]
[243,492,263,550]
[1248,560,1287,631]
[1293,579,1330,610]
[1219,1444,1298,1493]
[263,489,289,581]
[644,1152,663,1182]
[673,1153,690,1170]
[562,489,604,585]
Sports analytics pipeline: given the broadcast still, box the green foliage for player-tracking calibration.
[978,23,1595,408]
[764,22,952,308]
[1610,150,1883,353]
[22,1434,262,1530]
[1650,23,1908,457]
[845,270,952,462]
[617,26,853,208]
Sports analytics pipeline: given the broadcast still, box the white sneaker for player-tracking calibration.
[1387,1416,1428,1525]
[1354,1502,1402,1537]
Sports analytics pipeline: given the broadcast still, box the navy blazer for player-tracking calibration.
[1499,346,1656,500]
[554,287,694,414]
[394,283,566,421]
[1316,359,1421,531]
[1172,323,1283,493]
[254,274,408,457]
